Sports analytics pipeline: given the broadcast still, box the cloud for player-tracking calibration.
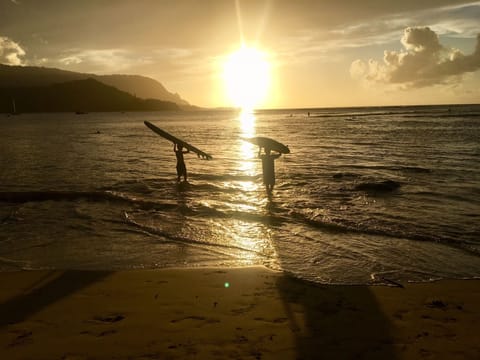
[429,2,480,37]
[0,36,26,65]
[350,27,480,88]
[59,55,83,66]
[57,49,146,73]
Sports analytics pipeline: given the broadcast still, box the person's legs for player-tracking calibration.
[176,167,181,182]
[177,163,187,182]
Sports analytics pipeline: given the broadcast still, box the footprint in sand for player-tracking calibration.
[170,315,220,325]
[93,314,125,323]
[8,330,33,347]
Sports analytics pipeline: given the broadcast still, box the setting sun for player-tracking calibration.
[223,46,270,111]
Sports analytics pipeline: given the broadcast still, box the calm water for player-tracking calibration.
[1,105,479,284]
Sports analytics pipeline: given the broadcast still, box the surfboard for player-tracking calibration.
[144,121,212,160]
[243,136,290,154]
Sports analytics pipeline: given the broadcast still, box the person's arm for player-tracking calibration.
[183,148,190,154]
[173,143,177,151]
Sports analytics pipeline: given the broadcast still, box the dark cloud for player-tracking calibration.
[351,27,480,87]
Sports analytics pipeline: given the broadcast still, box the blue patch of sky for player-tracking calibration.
[439,36,478,54]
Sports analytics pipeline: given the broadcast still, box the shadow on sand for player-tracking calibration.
[275,270,397,359]
[264,196,397,358]
[0,270,111,328]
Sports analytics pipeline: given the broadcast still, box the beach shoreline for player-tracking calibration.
[0,266,479,359]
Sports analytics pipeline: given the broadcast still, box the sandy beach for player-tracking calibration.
[0,267,479,359]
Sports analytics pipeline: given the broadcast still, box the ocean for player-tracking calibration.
[1,105,479,284]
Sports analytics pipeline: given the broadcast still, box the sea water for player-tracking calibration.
[1,105,479,284]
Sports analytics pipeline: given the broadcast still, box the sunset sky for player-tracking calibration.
[1,0,479,109]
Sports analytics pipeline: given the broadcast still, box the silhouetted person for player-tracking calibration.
[259,147,281,194]
[174,143,189,182]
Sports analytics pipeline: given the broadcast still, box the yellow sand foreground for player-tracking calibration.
[0,267,479,359]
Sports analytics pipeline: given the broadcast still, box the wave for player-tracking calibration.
[292,210,480,257]
[0,190,113,203]
[353,180,401,193]
[181,182,241,194]
[332,172,361,179]
[108,175,262,196]
[403,113,480,118]
[0,256,34,271]
[338,165,431,173]
[307,106,480,119]
[194,173,261,182]
[0,190,178,211]
[331,177,403,194]
[154,196,480,258]
[310,111,422,118]
[123,211,268,256]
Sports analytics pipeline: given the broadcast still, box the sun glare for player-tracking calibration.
[223,46,270,111]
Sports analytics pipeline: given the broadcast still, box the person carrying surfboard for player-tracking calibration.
[174,143,190,182]
[259,147,282,194]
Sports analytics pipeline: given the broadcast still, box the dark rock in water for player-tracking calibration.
[354,180,401,193]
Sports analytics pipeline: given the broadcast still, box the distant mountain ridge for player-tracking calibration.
[0,77,180,113]
[0,64,190,106]
[96,74,189,106]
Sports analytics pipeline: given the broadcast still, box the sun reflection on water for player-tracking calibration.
[211,219,278,267]
[238,110,257,179]
[240,110,255,135]
[206,109,280,267]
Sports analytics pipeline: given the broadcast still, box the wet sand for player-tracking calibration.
[0,267,479,359]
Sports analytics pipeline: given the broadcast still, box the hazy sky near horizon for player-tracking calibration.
[1,0,479,108]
